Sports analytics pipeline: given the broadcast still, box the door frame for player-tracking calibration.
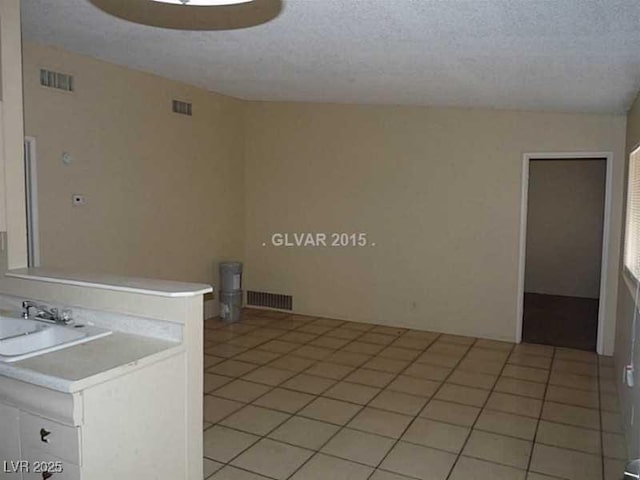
[24,136,40,268]
[516,151,613,354]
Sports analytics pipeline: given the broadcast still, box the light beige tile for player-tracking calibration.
[537,420,601,454]
[210,466,271,480]
[360,332,396,345]
[602,411,623,433]
[448,370,496,390]
[485,392,542,418]
[457,358,504,375]
[204,355,226,369]
[213,379,271,403]
[555,348,598,364]
[268,355,316,373]
[541,402,600,430]
[450,456,526,480]
[322,428,395,466]
[325,351,371,367]
[253,387,315,413]
[299,397,362,425]
[415,352,460,368]
[502,365,549,383]
[305,362,355,380]
[268,416,340,450]
[242,366,296,386]
[290,453,373,480]
[379,346,421,361]
[234,349,282,365]
[206,343,247,358]
[203,425,259,463]
[348,407,413,438]
[369,469,415,480]
[434,384,489,407]
[365,356,410,373]
[494,377,546,399]
[260,340,301,354]
[508,352,552,369]
[293,345,333,360]
[369,390,428,415]
[600,393,620,413]
[208,360,258,377]
[231,438,313,480]
[427,342,469,357]
[462,430,532,469]
[297,324,333,335]
[327,327,365,340]
[513,343,554,358]
[282,373,336,395]
[475,339,513,351]
[204,373,233,393]
[475,410,537,440]
[526,473,560,480]
[420,399,480,427]
[439,334,475,345]
[391,336,434,351]
[545,384,599,409]
[530,444,602,480]
[310,336,351,349]
[278,331,318,344]
[372,325,406,336]
[324,381,380,404]
[344,368,396,388]
[387,375,440,397]
[221,405,290,435]
[203,395,244,423]
[228,336,268,348]
[604,458,626,480]
[402,418,469,453]
[403,363,452,381]
[381,442,457,479]
[465,348,509,364]
[549,370,598,391]
[342,341,386,355]
[602,432,626,459]
[553,359,598,377]
[204,457,223,478]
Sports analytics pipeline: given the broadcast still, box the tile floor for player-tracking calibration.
[202,309,625,480]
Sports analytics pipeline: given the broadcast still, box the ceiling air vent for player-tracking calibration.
[247,291,293,311]
[172,100,192,116]
[40,69,74,92]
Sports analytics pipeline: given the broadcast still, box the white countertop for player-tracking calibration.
[6,268,213,298]
[0,332,182,393]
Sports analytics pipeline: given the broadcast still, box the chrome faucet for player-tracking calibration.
[22,301,73,325]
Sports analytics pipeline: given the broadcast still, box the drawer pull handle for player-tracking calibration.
[40,428,51,443]
[42,473,53,479]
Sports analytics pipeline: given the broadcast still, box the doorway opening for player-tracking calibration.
[517,153,611,352]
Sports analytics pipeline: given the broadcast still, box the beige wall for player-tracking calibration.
[1,0,27,269]
[615,91,640,459]
[525,159,606,298]
[244,102,626,347]
[22,42,245,288]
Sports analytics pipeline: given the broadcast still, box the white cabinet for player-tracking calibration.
[0,403,21,480]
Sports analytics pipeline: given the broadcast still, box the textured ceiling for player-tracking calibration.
[21,0,640,113]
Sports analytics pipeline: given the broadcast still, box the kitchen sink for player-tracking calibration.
[0,312,112,362]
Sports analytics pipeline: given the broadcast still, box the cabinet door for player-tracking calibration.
[0,403,22,479]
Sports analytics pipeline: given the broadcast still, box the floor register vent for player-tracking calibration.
[172,100,193,116]
[40,69,74,92]
[247,291,293,311]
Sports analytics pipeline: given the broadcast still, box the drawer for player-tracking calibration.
[19,413,81,466]
[20,448,80,480]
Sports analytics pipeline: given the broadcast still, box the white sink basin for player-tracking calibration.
[0,313,112,362]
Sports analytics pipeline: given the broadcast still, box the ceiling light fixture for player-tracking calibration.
[151,0,254,5]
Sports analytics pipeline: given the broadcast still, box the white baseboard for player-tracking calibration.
[204,299,219,320]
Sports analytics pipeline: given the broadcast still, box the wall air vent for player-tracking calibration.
[172,100,192,116]
[247,291,293,311]
[40,69,74,92]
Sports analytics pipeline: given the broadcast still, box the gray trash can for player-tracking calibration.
[219,261,243,323]
[219,261,242,293]
[220,291,242,323]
